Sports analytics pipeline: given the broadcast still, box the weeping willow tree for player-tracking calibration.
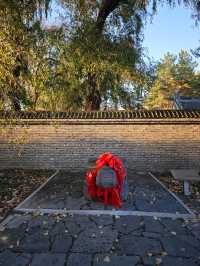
[0,0,51,110]
[0,0,200,111]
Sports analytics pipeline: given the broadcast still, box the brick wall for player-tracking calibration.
[0,119,200,172]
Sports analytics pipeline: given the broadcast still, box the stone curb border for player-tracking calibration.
[149,172,195,217]
[14,208,194,220]
[14,169,60,211]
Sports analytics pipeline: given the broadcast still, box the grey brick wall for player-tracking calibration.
[0,119,200,172]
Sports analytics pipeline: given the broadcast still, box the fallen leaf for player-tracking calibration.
[1,236,8,241]
[161,251,168,256]
[103,256,110,263]
[171,231,176,235]
[155,258,162,265]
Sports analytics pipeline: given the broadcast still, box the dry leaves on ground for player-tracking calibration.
[0,169,53,221]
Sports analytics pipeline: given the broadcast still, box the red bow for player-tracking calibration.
[86,152,126,208]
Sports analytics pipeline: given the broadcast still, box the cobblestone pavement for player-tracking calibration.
[20,171,188,214]
[0,213,200,265]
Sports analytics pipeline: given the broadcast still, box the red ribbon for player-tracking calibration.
[86,152,126,208]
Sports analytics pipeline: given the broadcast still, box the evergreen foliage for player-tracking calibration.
[145,51,200,109]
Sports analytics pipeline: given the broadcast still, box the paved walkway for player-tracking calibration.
[0,171,199,265]
[0,213,200,266]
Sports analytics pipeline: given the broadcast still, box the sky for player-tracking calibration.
[143,4,200,65]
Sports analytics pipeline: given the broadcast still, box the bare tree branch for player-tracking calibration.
[96,0,122,33]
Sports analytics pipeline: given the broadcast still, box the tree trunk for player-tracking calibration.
[12,94,21,111]
[9,87,21,111]
[85,90,101,111]
[32,90,39,111]
[85,73,101,111]
[96,0,121,33]
[10,57,23,111]
[84,1,121,111]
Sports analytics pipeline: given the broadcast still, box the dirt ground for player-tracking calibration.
[0,169,54,222]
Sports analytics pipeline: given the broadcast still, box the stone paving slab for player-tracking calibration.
[0,213,200,265]
[17,171,189,214]
[31,253,66,266]
[0,250,31,266]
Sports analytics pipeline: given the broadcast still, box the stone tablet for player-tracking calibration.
[96,166,117,188]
